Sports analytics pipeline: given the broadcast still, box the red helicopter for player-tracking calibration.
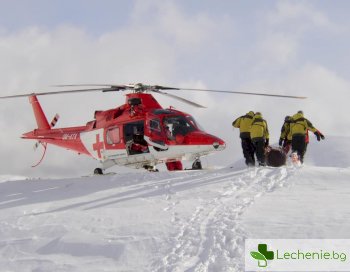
[0,83,305,174]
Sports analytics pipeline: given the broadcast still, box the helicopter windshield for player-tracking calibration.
[185,115,204,131]
[163,115,197,138]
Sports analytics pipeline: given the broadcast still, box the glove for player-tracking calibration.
[319,132,325,140]
[279,138,283,146]
[314,131,321,141]
[265,139,269,147]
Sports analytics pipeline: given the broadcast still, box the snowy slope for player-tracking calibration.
[0,136,349,272]
[241,166,350,239]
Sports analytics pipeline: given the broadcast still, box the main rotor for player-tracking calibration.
[0,82,307,108]
[53,83,179,93]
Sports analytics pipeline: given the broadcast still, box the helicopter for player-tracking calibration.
[0,83,306,174]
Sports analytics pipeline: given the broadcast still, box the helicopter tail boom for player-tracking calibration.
[29,95,51,130]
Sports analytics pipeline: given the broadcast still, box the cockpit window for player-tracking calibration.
[150,119,161,134]
[163,115,197,139]
[106,127,120,144]
[186,115,204,131]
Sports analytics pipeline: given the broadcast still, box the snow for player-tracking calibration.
[241,166,350,239]
[0,136,349,271]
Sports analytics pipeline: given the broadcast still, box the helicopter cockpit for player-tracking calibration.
[146,109,205,146]
[163,116,196,139]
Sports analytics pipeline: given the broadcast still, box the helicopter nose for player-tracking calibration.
[212,137,226,151]
[184,131,226,151]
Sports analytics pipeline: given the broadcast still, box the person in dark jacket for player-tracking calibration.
[250,112,269,166]
[232,111,255,166]
[290,111,324,163]
[279,115,292,154]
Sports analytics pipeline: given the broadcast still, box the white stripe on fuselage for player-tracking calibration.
[102,144,216,169]
[80,130,221,167]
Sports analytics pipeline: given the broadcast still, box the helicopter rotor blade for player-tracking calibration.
[53,84,180,91]
[152,89,206,108]
[0,83,307,102]
[171,87,307,99]
[0,87,124,99]
[45,83,205,107]
[152,85,180,91]
[53,84,127,88]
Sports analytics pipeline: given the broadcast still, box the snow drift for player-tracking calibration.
[0,136,349,271]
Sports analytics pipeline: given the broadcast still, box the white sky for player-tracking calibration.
[0,0,349,177]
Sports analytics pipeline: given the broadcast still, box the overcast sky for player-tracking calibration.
[0,0,349,177]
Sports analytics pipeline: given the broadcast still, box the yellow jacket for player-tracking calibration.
[232,111,254,138]
[290,112,317,136]
[280,118,292,141]
[250,114,269,140]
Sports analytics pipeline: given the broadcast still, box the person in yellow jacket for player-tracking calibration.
[250,112,269,166]
[232,111,255,166]
[279,116,292,154]
[290,110,324,163]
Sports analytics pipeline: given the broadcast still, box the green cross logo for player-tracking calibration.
[250,244,274,267]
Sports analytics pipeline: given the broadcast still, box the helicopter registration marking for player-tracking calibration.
[62,133,78,140]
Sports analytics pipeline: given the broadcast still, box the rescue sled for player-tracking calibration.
[265,146,287,167]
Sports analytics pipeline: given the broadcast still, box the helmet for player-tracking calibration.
[297,110,304,115]
[255,112,262,116]
[285,115,291,121]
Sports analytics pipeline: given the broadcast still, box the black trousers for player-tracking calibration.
[292,135,306,162]
[241,137,255,166]
[283,139,292,154]
[252,138,265,165]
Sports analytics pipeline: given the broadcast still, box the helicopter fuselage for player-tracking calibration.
[22,93,225,171]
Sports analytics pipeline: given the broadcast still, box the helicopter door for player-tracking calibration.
[144,118,168,150]
[123,121,150,155]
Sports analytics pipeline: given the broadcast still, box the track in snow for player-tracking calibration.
[157,166,294,272]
